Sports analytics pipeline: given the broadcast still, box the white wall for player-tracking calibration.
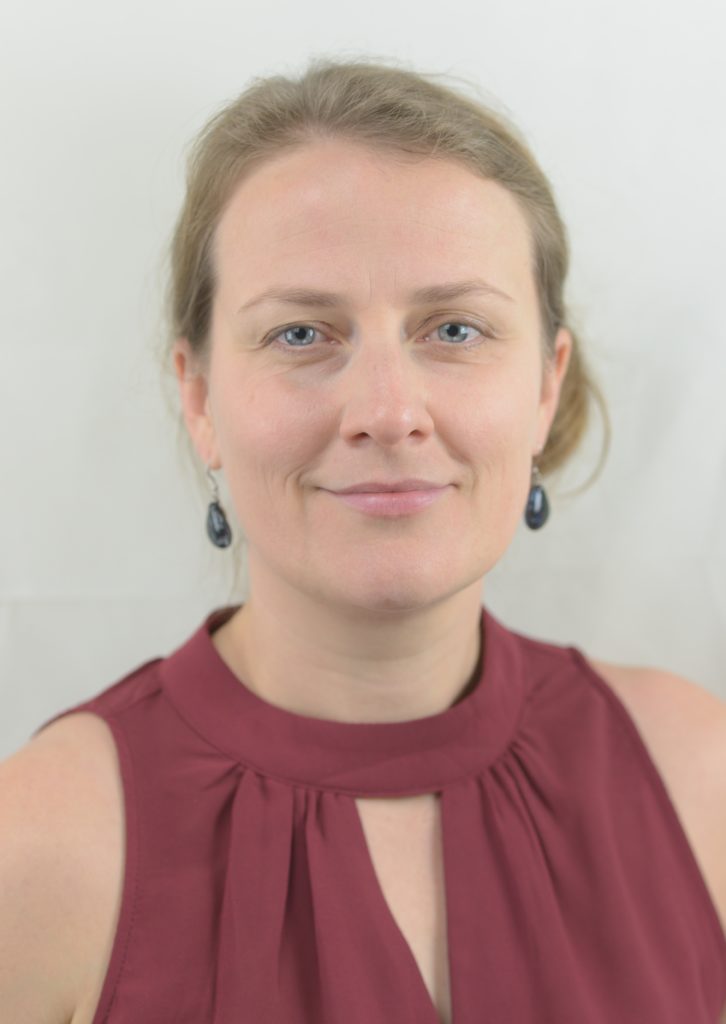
[1,0,724,756]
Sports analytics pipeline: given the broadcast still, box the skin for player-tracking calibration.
[173,138,572,724]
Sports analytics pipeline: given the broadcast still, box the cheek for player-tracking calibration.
[218,378,327,478]
[453,375,535,456]
[451,379,539,517]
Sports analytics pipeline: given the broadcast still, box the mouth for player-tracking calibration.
[323,485,452,517]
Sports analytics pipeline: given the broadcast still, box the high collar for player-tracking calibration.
[158,603,528,796]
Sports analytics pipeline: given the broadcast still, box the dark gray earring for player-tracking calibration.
[205,464,233,548]
[525,460,549,530]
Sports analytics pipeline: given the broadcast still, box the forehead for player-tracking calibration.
[213,140,534,304]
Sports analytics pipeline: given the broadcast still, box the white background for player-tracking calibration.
[1,0,724,757]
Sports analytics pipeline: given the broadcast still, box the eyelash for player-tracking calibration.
[261,317,495,354]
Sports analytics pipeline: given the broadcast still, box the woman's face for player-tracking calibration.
[174,139,572,612]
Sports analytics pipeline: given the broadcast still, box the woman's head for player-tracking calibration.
[163,56,609,605]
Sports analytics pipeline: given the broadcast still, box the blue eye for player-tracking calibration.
[435,321,484,345]
[264,318,492,353]
[275,325,320,349]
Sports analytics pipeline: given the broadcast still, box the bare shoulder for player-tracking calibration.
[0,713,126,1024]
[585,657,726,727]
[584,658,726,948]
[14,711,125,860]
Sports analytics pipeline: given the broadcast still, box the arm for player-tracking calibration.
[0,741,89,1024]
[591,660,726,1016]
[648,671,726,1022]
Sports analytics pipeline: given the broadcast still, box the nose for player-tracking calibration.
[335,334,436,448]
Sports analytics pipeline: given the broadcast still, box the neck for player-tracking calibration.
[210,569,486,725]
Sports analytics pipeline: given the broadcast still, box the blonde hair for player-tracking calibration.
[156,54,610,587]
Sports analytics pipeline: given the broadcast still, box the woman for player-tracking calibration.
[2,56,725,1024]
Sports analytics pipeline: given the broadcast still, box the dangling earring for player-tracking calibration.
[205,464,233,548]
[525,460,550,530]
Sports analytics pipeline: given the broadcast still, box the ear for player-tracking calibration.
[535,326,573,454]
[172,338,221,469]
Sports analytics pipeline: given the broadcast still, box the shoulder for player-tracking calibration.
[585,656,725,713]
[11,712,125,855]
[14,708,121,778]
[583,658,726,774]
[0,712,125,1024]
[584,658,726,946]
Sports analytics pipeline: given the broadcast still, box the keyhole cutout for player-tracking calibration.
[354,792,452,1024]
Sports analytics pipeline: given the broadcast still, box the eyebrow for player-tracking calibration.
[236,278,514,315]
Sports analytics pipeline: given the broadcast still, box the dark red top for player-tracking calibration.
[32,604,726,1023]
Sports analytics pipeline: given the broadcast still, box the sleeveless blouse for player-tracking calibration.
[31,603,726,1023]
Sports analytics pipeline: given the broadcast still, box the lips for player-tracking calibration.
[326,485,452,517]
[332,479,447,494]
